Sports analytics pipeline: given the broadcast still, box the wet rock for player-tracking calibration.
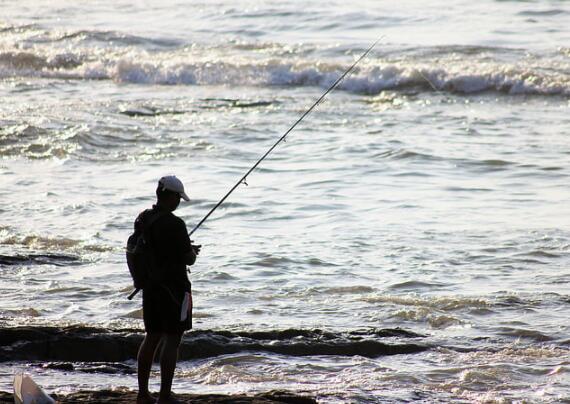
[41,362,75,371]
[0,389,317,403]
[0,253,80,266]
[37,362,135,374]
[0,326,428,362]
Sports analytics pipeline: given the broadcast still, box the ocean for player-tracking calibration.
[1,0,569,402]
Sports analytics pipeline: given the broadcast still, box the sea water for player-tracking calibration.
[0,0,569,402]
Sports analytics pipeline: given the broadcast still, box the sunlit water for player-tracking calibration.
[1,1,569,402]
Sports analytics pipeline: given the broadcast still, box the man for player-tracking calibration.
[136,175,200,404]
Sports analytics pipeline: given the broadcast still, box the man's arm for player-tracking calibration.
[175,217,201,266]
[185,240,201,266]
[185,248,197,266]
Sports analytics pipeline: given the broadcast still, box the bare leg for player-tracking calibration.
[157,332,183,403]
[137,332,162,404]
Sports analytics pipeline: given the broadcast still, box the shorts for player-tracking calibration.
[142,284,192,333]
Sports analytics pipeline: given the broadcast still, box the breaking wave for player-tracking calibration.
[0,42,568,96]
[362,294,490,311]
[0,227,114,255]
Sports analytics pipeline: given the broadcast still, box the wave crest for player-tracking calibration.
[1,46,568,96]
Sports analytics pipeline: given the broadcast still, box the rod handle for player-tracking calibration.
[127,288,140,300]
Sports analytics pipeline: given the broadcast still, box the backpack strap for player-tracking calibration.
[141,210,168,244]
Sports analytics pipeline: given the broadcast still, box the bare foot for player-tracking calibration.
[136,391,155,404]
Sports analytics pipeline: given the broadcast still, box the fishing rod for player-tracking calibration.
[128,39,380,300]
[189,38,381,236]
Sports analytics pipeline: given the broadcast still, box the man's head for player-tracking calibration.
[156,175,190,211]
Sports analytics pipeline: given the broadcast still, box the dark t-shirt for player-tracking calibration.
[138,205,193,333]
[148,205,192,289]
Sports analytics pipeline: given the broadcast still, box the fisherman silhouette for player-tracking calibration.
[134,176,200,404]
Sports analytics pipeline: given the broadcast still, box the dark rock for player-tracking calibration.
[0,326,428,362]
[41,362,75,371]
[0,389,316,403]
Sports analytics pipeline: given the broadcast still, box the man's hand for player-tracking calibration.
[192,244,202,255]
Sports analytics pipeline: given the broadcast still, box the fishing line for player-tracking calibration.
[418,69,441,93]
[189,37,382,236]
[128,38,381,300]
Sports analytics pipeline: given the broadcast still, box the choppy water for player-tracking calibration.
[1,0,569,402]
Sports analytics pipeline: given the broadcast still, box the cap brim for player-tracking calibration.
[180,192,190,202]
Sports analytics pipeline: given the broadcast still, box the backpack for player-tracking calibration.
[126,209,167,289]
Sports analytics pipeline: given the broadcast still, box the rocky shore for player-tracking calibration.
[1,389,317,403]
[0,326,427,402]
[0,326,428,363]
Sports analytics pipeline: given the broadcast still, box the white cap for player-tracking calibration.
[158,175,190,201]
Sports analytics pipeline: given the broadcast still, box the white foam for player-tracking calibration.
[1,46,569,96]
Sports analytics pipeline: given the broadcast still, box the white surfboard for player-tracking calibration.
[13,373,56,404]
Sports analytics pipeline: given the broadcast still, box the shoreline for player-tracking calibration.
[0,389,317,403]
[0,325,426,402]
